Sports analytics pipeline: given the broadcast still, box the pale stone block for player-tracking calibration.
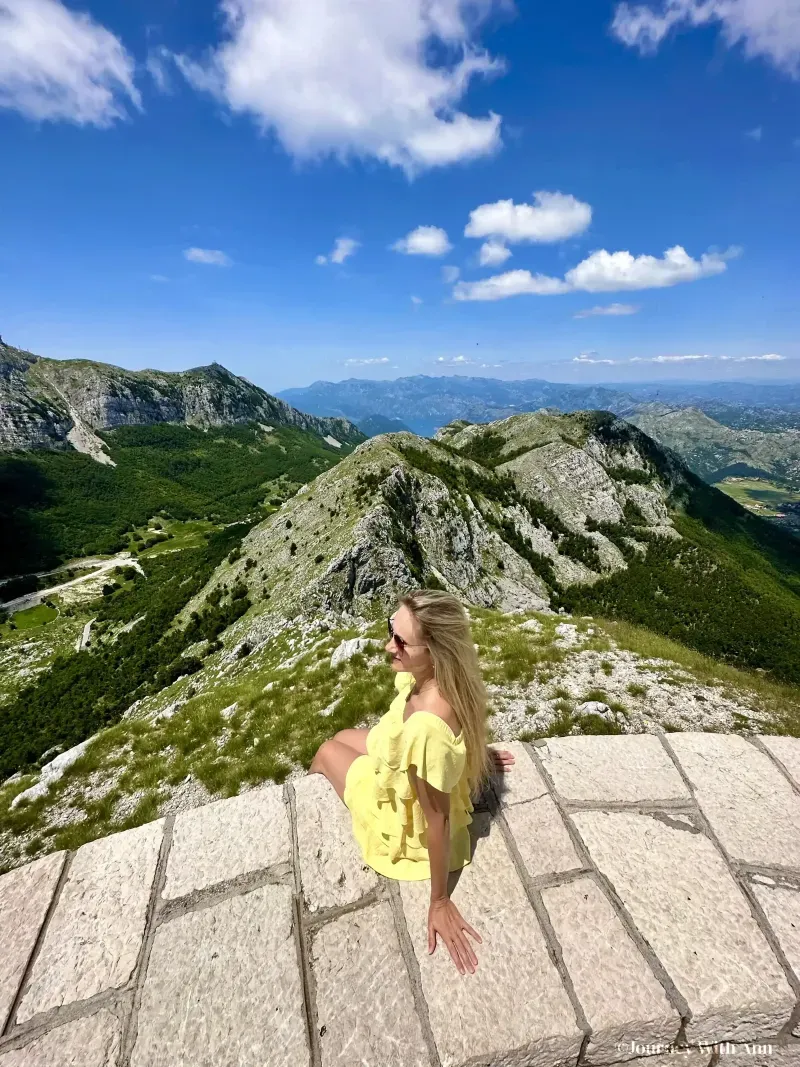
[162,784,290,900]
[0,1009,121,1066]
[489,740,550,807]
[572,810,794,1043]
[759,736,800,791]
[130,884,309,1067]
[311,902,429,1067]
[294,772,378,912]
[0,852,66,1030]
[18,821,163,1022]
[539,736,689,804]
[541,877,679,1064]
[503,795,583,878]
[399,812,583,1067]
[667,733,800,868]
[751,881,800,981]
[606,1051,711,1067]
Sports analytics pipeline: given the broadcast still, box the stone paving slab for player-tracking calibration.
[399,812,583,1067]
[130,884,309,1067]
[538,736,690,805]
[294,771,379,912]
[750,880,800,982]
[667,734,800,869]
[759,737,800,791]
[489,741,550,807]
[311,901,429,1067]
[572,810,795,1043]
[162,784,290,900]
[503,795,583,879]
[0,852,66,1032]
[18,821,163,1023]
[0,1009,121,1067]
[541,876,679,1065]
[607,1052,712,1067]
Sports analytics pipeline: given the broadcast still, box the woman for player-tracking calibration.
[308,588,516,975]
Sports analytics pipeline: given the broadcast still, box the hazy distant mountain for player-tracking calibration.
[627,404,800,489]
[277,374,638,437]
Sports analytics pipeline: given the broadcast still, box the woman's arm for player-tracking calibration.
[412,769,482,974]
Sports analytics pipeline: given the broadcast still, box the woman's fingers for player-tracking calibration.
[461,919,482,943]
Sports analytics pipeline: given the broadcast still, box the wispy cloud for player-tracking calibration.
[745,126,763,141]
[574,303,640,318]
[441,265,461,284]
[343,356,391,366]
[572,352,786,365]
[410,295,423,305]
[149,274,169,283]
[435,355,504,368]
[0,0,140,126]
[611,0,800,78]
[316,237,359,265]
[184,247,232,266]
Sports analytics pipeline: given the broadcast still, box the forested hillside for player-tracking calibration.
[0,422,359,577]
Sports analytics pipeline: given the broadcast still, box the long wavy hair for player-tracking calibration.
[399,589,493,801]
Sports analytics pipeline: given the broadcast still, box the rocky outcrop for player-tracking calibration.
[186,413,684,620]
[0,339,363,455]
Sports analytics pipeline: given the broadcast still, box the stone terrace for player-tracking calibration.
[2,733,800,1067]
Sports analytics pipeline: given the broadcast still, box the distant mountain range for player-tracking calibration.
[278,374,800,491]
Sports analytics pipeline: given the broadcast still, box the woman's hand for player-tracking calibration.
[428,898,482,974]
[491,748,516,772]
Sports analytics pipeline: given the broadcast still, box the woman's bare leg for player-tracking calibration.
[308,739,364,801]
[331,727,371,755]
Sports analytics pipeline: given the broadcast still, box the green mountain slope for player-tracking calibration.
[0,422,363,578]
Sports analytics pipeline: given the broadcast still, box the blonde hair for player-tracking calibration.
[399,588,493,801]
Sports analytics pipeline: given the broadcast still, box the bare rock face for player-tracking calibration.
[186,413,684,622]
[0,340,363,456]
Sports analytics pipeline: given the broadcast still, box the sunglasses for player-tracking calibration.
[387,617,426,653]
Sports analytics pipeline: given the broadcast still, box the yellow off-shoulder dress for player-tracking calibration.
[343,670,475,880]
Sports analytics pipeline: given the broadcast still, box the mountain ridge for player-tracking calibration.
[0,340,363,456]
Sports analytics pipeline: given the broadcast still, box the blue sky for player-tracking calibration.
[0,0,798,393]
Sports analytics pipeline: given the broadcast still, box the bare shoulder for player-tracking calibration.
[427,691,462,737]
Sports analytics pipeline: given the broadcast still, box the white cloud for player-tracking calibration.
[184,247,233,266]
[435,355,503,367]
[317,237,359,265]
[574,303,640,318]
[745,125,763,140]
[411,295,423,305]
[465,191,592,244]
[175,0,506,175]
[572,352,786,366]
[392,225,452,256]
[479,239,512,266]
[150,274,169,283]
[454,269,571,301]
[453,245,737,301]
[441,265,461,283]
[611,0,800,78]
[343,356,391,365]
[146,47,172,94]
[573,352,619,365]
[0,0,140,125]
[564,245,737,292]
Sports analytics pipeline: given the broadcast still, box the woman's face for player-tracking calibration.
[385,604,431,674]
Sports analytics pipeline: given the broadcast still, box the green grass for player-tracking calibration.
[716,478,800,518]
[9,603,58,629]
